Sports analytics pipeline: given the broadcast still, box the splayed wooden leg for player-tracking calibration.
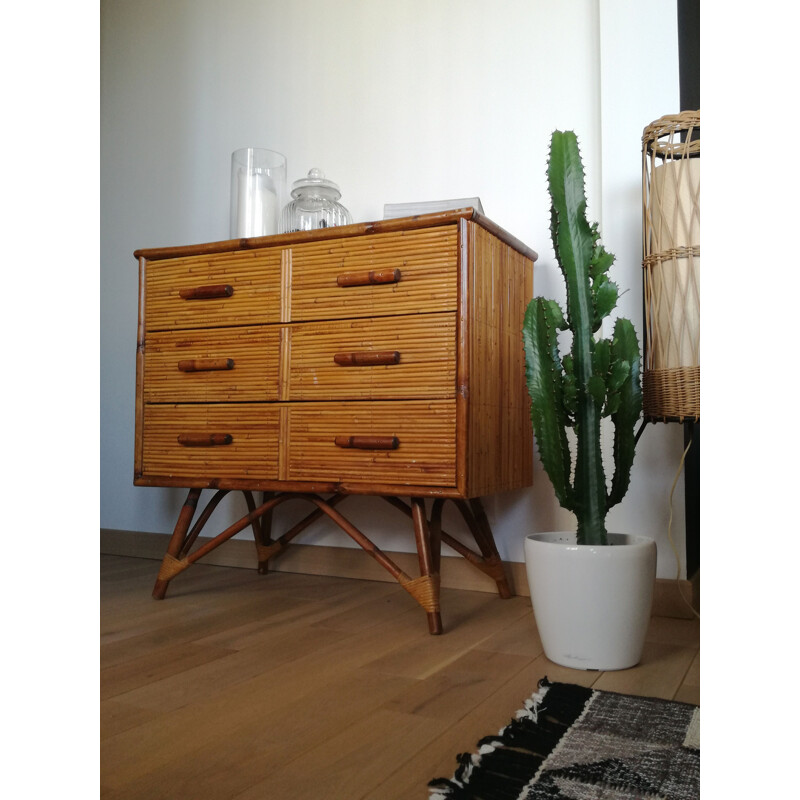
[410,497,443,635]
[152,488,201,599]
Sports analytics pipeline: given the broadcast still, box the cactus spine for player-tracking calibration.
[523,131,642,546]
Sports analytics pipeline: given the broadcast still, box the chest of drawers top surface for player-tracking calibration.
[134,209,537,499]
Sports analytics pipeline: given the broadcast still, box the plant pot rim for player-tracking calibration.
[525,531,655,551]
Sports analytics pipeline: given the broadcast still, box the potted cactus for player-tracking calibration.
[522,130,656,670]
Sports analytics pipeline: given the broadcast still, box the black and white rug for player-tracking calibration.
[429,678,699,799]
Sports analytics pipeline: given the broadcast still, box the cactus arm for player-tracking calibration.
[547,132,596,345]
[592,275,620,331]
[607,317,642,508]
[522,298,574,511]
[548,131,607,545]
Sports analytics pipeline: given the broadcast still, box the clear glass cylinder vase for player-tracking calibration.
[230,148,287,238]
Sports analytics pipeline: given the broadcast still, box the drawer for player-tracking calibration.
[141,404,280,481]
[287,313,456,400]
[286,400,456,486]
[144,327,280,402]
[145,248,281,331]
[144,327,280,403]
[288,227,458,321]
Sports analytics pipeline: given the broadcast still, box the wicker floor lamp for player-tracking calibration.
[641,111,700,422]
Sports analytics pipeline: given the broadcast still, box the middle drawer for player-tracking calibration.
[286,312,455,400]
[144,326,280,402]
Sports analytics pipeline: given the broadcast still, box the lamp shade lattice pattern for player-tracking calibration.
[641,111,700,421]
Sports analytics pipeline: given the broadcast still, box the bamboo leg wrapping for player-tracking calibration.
[157,553,190,581]
[398,573,441,614]
[255,540,285,563]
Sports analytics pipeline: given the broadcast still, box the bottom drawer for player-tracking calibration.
[286,400,456,487]
[141,404,280,481]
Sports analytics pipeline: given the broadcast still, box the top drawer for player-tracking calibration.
[288,227,458,321]
[145,248,281,331]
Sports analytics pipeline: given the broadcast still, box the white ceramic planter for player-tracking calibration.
[524,532,657,671]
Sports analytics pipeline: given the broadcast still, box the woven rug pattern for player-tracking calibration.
[429,679,699,799]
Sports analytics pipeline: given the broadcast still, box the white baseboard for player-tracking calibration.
[100,528,698,618]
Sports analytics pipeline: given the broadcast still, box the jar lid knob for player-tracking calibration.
[291,167,342,198]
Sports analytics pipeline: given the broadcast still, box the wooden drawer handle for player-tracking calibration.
[177,358,235,372]
[334,435,399,450]
[179,284,234,300]
[177,433,233,447]
[333,351,400,367]
[336,268,401,287]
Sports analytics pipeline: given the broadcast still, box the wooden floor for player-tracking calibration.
[100,554,700,799]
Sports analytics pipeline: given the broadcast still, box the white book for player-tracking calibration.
[383,197,484,219]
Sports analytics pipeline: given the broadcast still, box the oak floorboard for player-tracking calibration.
[101,640,238,699]
[381,648,531,720]
[102,620,426,790]
[100,554,701,799]
[475,609,545,656]
[592,640,699,700]
[364,594,531,680]
[109,623,349,714]
[674,650,700,705]
[644,614,701,647]
[232,710,447,800]
[100,599,275,668]
[102,668,420,800]
[101,698,162,741]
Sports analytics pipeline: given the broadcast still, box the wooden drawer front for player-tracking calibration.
[143,327,280,403]
[286,400,456,486]
[142,404,279,480]
[145,249,281,331]
[287,313,456,400]
[288,227,458,321]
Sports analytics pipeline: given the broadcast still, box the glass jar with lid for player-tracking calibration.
[280,168,353,233]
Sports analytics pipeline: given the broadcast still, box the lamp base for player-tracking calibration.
[643,365,699,422]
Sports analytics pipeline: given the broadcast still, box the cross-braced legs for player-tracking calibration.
[150,491,446,633]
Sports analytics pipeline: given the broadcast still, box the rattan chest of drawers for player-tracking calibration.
[134,209,537,633]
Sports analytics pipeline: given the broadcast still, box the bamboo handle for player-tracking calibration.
[177,358,235,372]
[177,433,234,447]
[334,435,399,450]
[179,284,234,300]
[336,268,401,287]
[333,351,400,367]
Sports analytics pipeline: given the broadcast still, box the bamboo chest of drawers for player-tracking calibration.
[134,209,536,633]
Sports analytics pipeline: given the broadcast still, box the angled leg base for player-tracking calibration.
[151,490,453,634]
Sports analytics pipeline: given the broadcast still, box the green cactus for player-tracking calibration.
[523,131,642,546]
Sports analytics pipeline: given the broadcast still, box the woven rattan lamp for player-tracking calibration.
[641,110,700,421]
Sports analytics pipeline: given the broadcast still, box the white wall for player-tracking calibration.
[101,0,688,578]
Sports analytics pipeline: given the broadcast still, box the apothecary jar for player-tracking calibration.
[280,168,352,233]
